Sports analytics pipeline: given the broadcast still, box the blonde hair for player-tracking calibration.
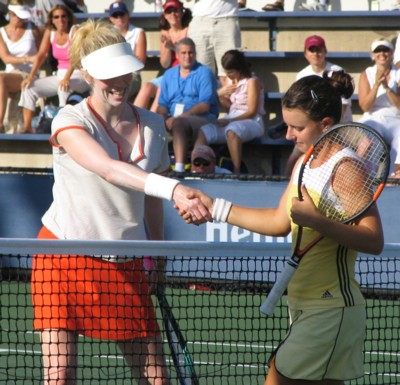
[8,0,25,6]
[69,19,126,70]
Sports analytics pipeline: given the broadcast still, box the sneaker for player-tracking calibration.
[300,2,327,11]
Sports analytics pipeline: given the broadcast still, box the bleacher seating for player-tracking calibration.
[1,10,399,174]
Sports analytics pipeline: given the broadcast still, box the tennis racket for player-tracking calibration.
[156,285,199,385]
[260,122,390,316]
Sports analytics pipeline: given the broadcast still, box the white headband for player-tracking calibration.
[81,42,144,80]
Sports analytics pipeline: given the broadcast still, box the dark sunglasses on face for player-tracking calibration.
[111,12,126,18]
[308,47,324,54]
[165,7,179,14]
[374,47,391,53]
[193,158,211,167]
[53,14,67,19]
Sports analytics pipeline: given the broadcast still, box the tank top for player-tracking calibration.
[50,28,74,70]
[0,23,36,73]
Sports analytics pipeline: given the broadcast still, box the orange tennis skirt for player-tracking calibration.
[31,226,160,340]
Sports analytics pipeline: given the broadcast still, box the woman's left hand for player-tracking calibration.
[59,78,70,92]
[290,184,320,228]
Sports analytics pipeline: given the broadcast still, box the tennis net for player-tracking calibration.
[0,239,399,385]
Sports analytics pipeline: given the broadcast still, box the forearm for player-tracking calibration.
[182,102,210,116]
[384,87,400,109]
[305,206,383,255]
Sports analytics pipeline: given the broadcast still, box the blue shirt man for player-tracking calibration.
[157,37,219,172]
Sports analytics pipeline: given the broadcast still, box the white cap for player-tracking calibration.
[8,5,31,20]
[81,42,144,80]
[371,39,393,52]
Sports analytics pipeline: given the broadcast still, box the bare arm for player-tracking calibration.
[181,102,211,116]
[358,70,379,112]
[160,31,173,68]
[134,29,147,65]
[22,28,51,89]
[56,128,212,221]
[291,185,383,255]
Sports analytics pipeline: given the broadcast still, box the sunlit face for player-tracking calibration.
[283,107,327,153]
[372,46,393,66]
[51,10,69,31]
[164,6,183,26]
[176,44,196,70]
[304,46,326,68]
[91,72,133,107]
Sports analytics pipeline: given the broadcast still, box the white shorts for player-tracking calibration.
[200,110,264,144]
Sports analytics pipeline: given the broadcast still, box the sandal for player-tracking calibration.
[262,2,284,11]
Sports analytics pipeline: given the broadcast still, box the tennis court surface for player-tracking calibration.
[0,240,399,384]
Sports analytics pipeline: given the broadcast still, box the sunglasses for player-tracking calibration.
[193,158,211,167]
[53,14,67,19]
[373,47,391,53]
[111,12,126,18]
[165,7,180,14]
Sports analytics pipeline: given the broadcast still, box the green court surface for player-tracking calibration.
[1,281,399,385]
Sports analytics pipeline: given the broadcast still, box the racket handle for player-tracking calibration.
[260,261,298,316]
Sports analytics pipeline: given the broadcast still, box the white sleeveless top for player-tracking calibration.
[0,23,36,73]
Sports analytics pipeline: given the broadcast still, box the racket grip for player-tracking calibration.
[260,261,298,316]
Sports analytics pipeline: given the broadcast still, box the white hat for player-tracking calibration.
[371,39,393,52]
[8,5,31,20]
[81,42,144,80]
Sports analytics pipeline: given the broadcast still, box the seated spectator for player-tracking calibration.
[358,38,400,177]
[134,0,191,111]
[109,1,146,100]
[297,35,352,122]
[283,35,354,176]
[157,37,218,173]
[0,1,40,133]
[300,0,329,11]
[190,144,232,174]
[194,50,265,174]
[18,4,90,133]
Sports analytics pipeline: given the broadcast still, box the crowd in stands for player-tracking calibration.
[1,0,400,177]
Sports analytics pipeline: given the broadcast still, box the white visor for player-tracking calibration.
[8,5,31,20]
[81,42,144,80]
[371,40,393,52]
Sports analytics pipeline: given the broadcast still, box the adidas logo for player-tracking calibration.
[321,290,333,299]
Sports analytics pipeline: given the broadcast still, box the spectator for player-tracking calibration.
[188,0,241,85]
[134,0,191,111]
[195,49,265,174]
[297,35,352,122]
[31,18,210,385]
[358,38,400,177]
[157,37,218,173]
[109,1,146,100]
[191,144,232,174]
[282,35,354,176]
[0,1,40,133]
[18,4,90,133]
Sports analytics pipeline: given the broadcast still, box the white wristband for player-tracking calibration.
[212,198,232,223]
[144,173,180,201]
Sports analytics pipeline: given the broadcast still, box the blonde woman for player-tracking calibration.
[31,19,210,385]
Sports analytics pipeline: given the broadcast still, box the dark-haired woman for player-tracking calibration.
[18,4,89,133]
[194,49,265,174]
[185,72,384,385]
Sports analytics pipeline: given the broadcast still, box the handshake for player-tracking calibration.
[171,184,232,225]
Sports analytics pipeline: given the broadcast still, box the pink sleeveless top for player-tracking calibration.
[50,28,74,70]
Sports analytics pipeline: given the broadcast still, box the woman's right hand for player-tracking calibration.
[21,77,34,90]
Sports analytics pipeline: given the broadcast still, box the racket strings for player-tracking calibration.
[304,124,389,223]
